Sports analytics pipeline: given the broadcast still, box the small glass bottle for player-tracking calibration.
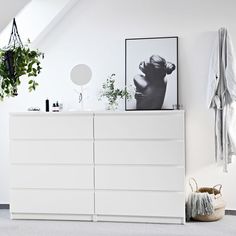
[45,99,49,112]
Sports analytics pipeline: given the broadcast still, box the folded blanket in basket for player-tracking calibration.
[186,192,214,221]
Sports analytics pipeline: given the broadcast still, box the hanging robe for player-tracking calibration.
[207,28,236,172]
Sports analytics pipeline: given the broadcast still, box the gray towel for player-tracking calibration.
[187,192,214,221]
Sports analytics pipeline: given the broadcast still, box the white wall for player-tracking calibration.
[1,0,236,210]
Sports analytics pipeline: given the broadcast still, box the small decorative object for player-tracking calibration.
[52,101,60,112]
[187,178,226,222]
[27,107,40,111]
[125,36,178,110]
[0,18,44,101]
[172,104,183,110]
[99,73,131,110]
[45,99,50,112]
[59,102,63,112]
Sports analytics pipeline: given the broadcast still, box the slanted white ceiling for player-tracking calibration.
[0,0,30,32]
[0,0,78,47]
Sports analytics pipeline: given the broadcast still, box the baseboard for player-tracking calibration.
[0,204,9,209]
[225,210,236,216]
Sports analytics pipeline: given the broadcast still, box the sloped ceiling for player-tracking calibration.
[0,0,30,32]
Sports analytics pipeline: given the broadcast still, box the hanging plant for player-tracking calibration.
[0,18,44,100]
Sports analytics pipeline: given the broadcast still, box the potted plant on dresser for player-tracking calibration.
[99,73,132,110]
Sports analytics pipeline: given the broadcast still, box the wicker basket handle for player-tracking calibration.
[212,184,222,197]
[189,177,198,192]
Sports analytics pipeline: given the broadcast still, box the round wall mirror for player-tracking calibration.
[70,64,92,86]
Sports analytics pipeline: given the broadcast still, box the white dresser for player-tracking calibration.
[10,111,185,224]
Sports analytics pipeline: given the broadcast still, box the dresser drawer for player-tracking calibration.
[95,191,185,217]
[95,166,184,191]
[94,112,184,139]
[95,140,184,165]
[11,140,93,164]
[11,165,94,189]
[10,114,93,139]
[11,189,94,214]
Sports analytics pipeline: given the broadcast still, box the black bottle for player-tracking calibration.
[46,99,49,112]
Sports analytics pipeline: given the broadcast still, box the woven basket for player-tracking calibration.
[189,178,226,222]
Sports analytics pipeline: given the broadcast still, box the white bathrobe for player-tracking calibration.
[207,28,236,172]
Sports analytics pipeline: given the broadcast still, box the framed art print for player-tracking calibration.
[125,37,178,110]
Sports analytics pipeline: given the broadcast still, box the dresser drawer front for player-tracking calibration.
[95,166,184,191]
[94,113,184,139]
[11,189,94,214]
[10,115,93,139]
[11,140,93,164]
[95,191,185,217]
[95,140,184,165]
[11,165,94,189]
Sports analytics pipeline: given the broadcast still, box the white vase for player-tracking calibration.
[106,102,118,111]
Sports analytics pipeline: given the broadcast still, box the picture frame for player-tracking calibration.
[125,36,178,110]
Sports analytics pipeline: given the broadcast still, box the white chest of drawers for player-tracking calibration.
[10,111,185,224]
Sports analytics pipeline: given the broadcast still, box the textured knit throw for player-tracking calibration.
[187,192,214,221]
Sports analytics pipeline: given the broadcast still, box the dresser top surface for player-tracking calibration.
[10,110,185,117]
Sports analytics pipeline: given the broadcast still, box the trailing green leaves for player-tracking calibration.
[0,41,44,100]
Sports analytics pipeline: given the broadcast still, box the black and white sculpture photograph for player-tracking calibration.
[125,37,178,110]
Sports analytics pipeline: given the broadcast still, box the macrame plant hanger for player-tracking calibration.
[4,18,23,96]
[8,18,23,48]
